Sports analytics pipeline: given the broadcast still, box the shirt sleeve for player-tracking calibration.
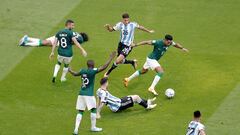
[79,69,83,75]
[152,40,157,46]
[93,68,98,74]
[132,22,140,28]
[113,22,121,31]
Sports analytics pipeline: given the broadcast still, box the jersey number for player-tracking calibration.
[186,127,195,135]
[60,37,67,48]
[81,77,89,88]
[123,30,128,35]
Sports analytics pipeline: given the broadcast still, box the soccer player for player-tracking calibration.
[124,34,189,96]
[49,19,87,83]
[186,110,206,135]
[96,77,157,119]
[68,51,116,134]
[104,13,154,77]
[19,32,88,47]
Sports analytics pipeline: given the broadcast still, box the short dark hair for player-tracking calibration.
[80,32,89,42]
[87,60,94,68]
[65,19,74,26]
[194,110,201,118]
[122,13,130,18]
[100,77,108,85]
[165,34,173,40]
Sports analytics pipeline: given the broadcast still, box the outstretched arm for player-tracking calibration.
[131,40,153,48]
[49,37,58,60]
[138,25,154,33]
[97,51,116,73]
[173,42,189,52]
[200,129,206,135]
[72,37,87,57]
[68,67,81,76]
[104,24,115,32]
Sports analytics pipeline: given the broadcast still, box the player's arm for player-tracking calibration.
[72,37,87,57]
[200,129,206,135]
[104,24,115,32]
[68,67,81,76]
[173,42,189,52]
[137,25,154,33]
[131,40,153,48]
[49,37,58,60]
[97,51,116,73]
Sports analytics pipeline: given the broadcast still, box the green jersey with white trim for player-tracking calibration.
[56,29,74,57]
[147,39,176,61]
[79,68,98,96]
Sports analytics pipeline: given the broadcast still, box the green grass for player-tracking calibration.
[0,0,240,134]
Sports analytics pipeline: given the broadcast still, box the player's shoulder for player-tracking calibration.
[96,88,106,96]
[152,39,163,44]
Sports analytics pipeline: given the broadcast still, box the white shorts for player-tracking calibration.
[143,57,161,70]
[76,95,96,111]
[46,36,59,46]
[57,55,72,65]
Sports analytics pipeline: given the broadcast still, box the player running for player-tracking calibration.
[96,77,157,119]
[19,32,88,47]
[186,110,206,135]
[104,13,154,77]
[68,51,116,134]
[49,19,87,83]
[124,34,189,96]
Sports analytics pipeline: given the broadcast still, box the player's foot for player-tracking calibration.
[123,78,129,87]
[148,87,159,96]
[147,97,157,105]
[131,59,138,70]
[19,35,28,46]
[146,104,157,110]
[91,127,103,132]
[61,78,67,82]
[52,77,56,83]
[104,72,109,78]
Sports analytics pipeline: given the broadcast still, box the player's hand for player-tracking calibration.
[81,50,87,57]
[149,30,155,33]
[110,51,116,58]
[104,24,110,28]
[49,52,54,60]
[182,48,189,53]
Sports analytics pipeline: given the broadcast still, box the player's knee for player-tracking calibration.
[139,69,147,74]
[91,108,97,113]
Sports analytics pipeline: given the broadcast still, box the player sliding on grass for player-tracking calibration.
[49,19,87,83]
[19,32,88,47]
[186,110,206,135]
[96,77,157,119]
[104,13,154,77]
[124,34,189,96]
[68,51,116,134]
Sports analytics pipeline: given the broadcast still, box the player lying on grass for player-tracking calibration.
[68,51,116,134]
[96,77,157,119]
[186,110,206,135]
[19,32,88,47]
[49,19,87,83]
[104,13,154,77]
[124,34,189,96]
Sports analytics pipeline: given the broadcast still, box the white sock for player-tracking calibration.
[90,113,97,129]
[25,37,41,46]
[61,67,68,80]
[128,70,140,81]
[150,75,161,89]
[53,64,61,77]
[73,113,82,134]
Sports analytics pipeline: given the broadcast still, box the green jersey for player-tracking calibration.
[79,68,98,96]
[148,39,176,61]
[56,29,74,57]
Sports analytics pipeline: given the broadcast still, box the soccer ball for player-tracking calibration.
[165,88,175,98]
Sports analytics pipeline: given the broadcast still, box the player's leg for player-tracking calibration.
[52,55,63,83]
[60,57,72,82]
[130,95,157,109]
[148,65,164,96]
[73,96,86,135]
[86,96,102,132]
[104,54,124,77]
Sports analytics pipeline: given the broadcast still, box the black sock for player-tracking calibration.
[123,59,134,65]
[106,63,118,75]
[139,98,148,108]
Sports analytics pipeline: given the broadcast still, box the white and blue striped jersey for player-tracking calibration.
[96,88,121,112]
[186,121,205,135]
[113,22,139,46]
